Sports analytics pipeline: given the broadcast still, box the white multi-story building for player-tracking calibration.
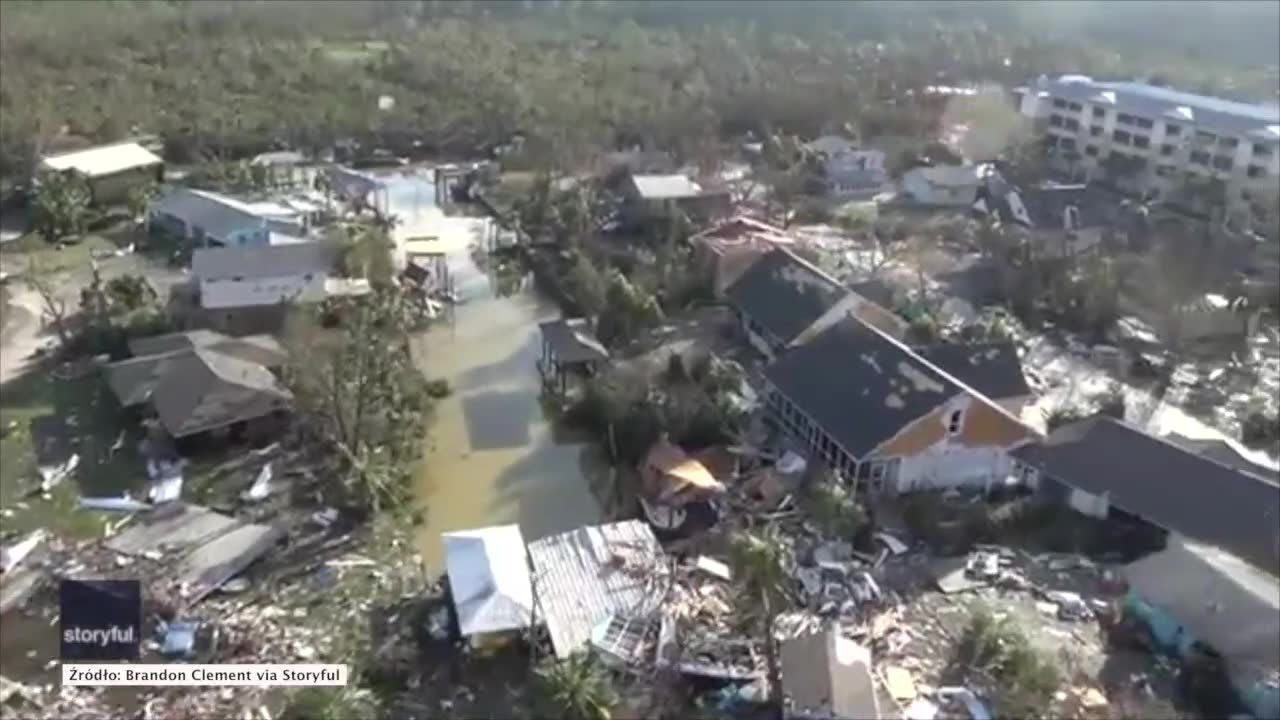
[1014,75,1280,223]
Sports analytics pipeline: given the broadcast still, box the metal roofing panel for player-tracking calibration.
[443,524,534,636]
[526,520,668,659]
[40,142,162,177]
[631,174,703,199]
[151,188,266,243]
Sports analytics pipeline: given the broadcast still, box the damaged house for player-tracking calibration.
[525,520,669,662]
[725,248,907,361]
[690,216,796,298]
[619,172,732,230]
[37,141,164,206]
[105,330,292,443]
[973,178,1129,259]
[1010,416,1280,573]
[762,315,1037,493]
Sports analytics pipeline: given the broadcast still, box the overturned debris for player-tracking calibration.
[177,521,286,604]
[780,625,881,720]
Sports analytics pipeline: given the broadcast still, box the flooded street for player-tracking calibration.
[411,248,604,572]
[386,183,603,572]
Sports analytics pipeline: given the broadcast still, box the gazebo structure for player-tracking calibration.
[536,318,609,395]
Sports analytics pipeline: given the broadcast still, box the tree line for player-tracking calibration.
[3,0,1274,184]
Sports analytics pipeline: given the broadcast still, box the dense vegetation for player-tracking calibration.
[3,0,1276,183]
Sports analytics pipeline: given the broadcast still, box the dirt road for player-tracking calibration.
[0,285,48,385]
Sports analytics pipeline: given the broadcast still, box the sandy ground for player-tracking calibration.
[0,286,51,385]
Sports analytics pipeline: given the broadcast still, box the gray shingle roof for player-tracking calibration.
[150,348,292,438]
[1012,417,1280,573]
[764,316,960,459]
[107,344,292,437]
[916,342,1031,401]
[192,242,333,280]
[1033,76,1280,138]
[1165,433,1280,482]
[127,331,286,367]
[726,249,847,347]
[976,178,1123,231]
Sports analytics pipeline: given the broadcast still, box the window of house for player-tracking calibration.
[1248,165,1267,178]
[1195,130,1217,143]
[947,409,964,434]
[1165,123,1182,136]
[1190,150,1211,166]
[1156,165,1177,177]
[1160,143,1176,156]
[1212,155,1234,171]
[1117,113,1134,125]
[1133,136,1150,149]
[1253,143,1274,157]
[1053,98,1068,109]
[1219,136,1239,149]
[1092,106,1105,119]
[1049,114,1064,128]
[1085,145,1099,157]
[1089,125,1103,137]
[233,276,244,282]
[1059,138,1077,150]
[1068,102,1082,112]
[1134,117,1153,129]
[303,273,314,281]
[1112,130,1132,144]
[1064,118,1080,131]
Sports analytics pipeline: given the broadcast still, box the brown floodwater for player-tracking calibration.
[411,243,604,573]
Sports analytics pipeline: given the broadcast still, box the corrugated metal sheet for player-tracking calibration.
[40,142,162,178]
[527,520,669,659]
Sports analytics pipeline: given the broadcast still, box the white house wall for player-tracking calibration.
[1068,487,1110,518]
[200,274,326,310]
[894,441,1013,494]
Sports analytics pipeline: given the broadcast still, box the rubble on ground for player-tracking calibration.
[648,444,1181,718]
[0,442,424,720]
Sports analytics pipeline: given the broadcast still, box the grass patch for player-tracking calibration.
[0,233,120,274]
[0,369,145,538]
[954,604,1062,718]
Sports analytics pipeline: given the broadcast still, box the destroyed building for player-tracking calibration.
[106,330,293,442]
[761,315,1037,494]
[725,248,906,361]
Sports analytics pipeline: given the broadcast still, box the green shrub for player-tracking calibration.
[425,379,452,399]
[956,605,1062,719]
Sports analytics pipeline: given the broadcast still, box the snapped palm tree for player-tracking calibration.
[534,650,617,720]
[730,528,791,704]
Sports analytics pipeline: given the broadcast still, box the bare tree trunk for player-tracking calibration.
[26,272,71,350]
